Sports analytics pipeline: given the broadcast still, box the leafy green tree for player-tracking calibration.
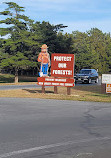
[33,21,67,53]
[56,32,73,54]
[88,28,111,74]
[71,31,92,71]
[0,2,38,82]
[71,28,111,74]
[0,52,33,83]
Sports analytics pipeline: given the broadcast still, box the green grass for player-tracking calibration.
[0,73,37,83]
[0,73,111,102]
[0,73,14,83]
[89,93,110,98]
[0,86,111,102]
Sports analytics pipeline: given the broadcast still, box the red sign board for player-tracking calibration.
[51,54,74,78]
[106,84,111,93]
[37,77,74,87]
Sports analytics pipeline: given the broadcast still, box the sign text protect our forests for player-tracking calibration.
[51,54,74,78]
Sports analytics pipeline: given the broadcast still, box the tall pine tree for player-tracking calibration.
[0,2,38,83]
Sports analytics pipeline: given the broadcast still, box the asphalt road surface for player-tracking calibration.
[0,98,111,158]
[0,78,101,90]
[0,84,40,90]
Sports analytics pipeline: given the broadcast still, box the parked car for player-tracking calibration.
[75,69,99,84]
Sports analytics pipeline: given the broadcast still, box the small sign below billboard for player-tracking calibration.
[102,74,111,84]
[51,54,74,78]
[106,84,111,93]
[37,77,74,87]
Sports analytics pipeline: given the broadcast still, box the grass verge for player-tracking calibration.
[0,85,111,102]
[0,73,14,83]
[0,73,37,84]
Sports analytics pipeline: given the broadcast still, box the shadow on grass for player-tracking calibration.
[23,89,54,94]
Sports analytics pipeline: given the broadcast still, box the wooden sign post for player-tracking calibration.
[42,85,45,93]
[67,87,71,95]
[54,86,58,94]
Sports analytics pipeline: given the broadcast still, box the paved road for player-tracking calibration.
[0,84,41,90]
[0,78,101,90]
[0,98,111,158]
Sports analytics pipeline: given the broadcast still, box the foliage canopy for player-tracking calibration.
[0,1,111,83]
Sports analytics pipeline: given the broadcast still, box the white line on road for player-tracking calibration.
[0,137,110,158]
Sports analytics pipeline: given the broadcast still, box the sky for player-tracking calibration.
[0,0,111,34]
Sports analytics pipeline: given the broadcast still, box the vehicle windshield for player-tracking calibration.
[79,70,91,74]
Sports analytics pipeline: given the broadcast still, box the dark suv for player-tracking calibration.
[75,69,98,84]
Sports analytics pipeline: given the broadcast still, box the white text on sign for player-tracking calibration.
[54,56,72,61]
[53,70,72,75]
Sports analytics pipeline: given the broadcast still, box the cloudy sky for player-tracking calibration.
[0,0,111,33]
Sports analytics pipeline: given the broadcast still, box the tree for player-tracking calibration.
[56,32,73,54]
[0,2,38,82]
[0,52,33,83]
[33,21,67,53]
[71,28,111,74]
[87,28,111,74]
[71,31,92,71]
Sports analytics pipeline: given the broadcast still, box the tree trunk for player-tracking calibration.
[15,68,18,83]
[21,70,23,76]
[33,69,35,76]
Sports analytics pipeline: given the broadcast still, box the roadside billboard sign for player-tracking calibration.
[106,84,111,93]
[51,53,74,78]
